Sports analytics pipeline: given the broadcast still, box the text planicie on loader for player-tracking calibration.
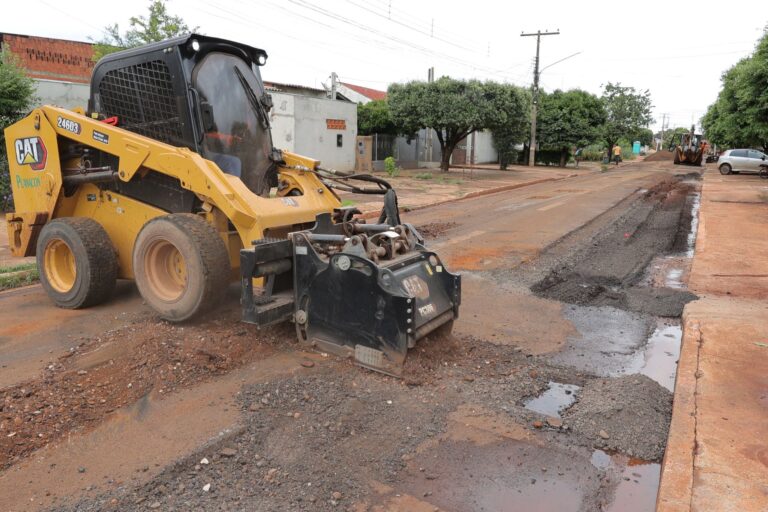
[3,34,460,376]
[671,125,705,166]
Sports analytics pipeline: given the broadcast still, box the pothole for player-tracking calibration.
[589,449,661,512]
[626,321,682,392]
[523,381,580,418]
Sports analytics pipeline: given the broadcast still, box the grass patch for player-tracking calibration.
[0,262,37,274]
[340,199,357,207]
[438,177,464,185]
[0,262,39,290]
[414,172,433,180]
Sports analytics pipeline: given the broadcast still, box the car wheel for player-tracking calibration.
[719,164,732,175]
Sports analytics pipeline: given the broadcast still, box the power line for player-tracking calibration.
[344,0,480,53]
[285,0,526,83]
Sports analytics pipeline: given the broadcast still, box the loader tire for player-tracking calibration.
[133,214,230,322]
[36,217,117,309]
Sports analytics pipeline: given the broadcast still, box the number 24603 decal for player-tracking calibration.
[57,116,81,135]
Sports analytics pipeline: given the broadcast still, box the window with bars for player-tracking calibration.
[98,60,185,146]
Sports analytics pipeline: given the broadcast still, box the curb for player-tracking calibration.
[656,309,700,511]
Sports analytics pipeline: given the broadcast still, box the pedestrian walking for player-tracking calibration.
[574,147,583,168]
[612,145,622,165]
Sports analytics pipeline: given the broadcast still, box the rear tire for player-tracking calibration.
[719,163,732,175]
[133,214,230,322]
[36,218,117,309]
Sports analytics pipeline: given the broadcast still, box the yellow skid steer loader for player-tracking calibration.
[3,35,460,376]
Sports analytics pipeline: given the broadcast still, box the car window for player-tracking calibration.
[747,150,764,159]
[731,149,747,157]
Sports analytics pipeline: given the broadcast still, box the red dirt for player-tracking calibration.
[644,150,674,162]
[0,309,288,469]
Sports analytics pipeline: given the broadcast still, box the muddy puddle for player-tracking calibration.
[523,381,580,418]
[591,449,661,512]
[398,439,604,512]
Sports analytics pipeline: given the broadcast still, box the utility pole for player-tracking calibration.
[660,113,667,151]
[329,72,338,100]
[521,29,559,167]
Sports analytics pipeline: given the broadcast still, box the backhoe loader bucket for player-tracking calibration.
[241,210,461,376]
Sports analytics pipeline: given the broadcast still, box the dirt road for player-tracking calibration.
[0,160,700,511]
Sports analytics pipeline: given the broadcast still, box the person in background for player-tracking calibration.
[574,147,583,168]
[612,144,622,165]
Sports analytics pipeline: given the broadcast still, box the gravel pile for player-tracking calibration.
[563,374,673,461]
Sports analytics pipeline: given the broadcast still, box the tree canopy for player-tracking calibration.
[1,49,36,210]
[600,82,653,153]
[662,127,691,150]
[632,127,654,147]
[702,29,768,151]
[357,100,398,136]
[490,88,530,170]
[388,77,528,171]
[93,0,197,60]
[537,89,606,166]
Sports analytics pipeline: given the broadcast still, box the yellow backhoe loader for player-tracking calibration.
[3,34,460,376]
[671,125,705,166]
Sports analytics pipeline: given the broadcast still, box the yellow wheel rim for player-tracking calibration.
[144,239,187,302]
[44,239,77,293]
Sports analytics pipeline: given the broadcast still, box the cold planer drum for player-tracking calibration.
[240,209,461,376]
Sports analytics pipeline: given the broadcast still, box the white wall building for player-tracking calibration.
[33,79,90,110]
[269,92,357,171]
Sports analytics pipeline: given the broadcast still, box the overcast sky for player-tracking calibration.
[2,0,764,132]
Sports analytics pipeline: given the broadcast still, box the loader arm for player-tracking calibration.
[6,105,340,266]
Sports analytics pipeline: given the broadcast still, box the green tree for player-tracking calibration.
[600,82,653,158]
[93,0,197,60]
[357,100,398,136]
[537,89,606,167]
[632,127,654,147]
[702,29,768,151]
[0,49,36,211]
[490,87,530,170]
[388,77,526,171]
[663,127,691,150]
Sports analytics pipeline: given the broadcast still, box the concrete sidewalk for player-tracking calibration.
[657,169,768,511]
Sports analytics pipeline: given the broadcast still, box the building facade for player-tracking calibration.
[0,33,93,109]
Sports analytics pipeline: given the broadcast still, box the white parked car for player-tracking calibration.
[717,149,767,175]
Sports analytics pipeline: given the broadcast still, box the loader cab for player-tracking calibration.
[88,34,275,197]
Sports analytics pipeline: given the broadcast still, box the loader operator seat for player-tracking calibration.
[193,52,274,196]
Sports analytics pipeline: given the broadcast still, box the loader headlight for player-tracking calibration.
[256,52,267,66]
[189,39,200,52]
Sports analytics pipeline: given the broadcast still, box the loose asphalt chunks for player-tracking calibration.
[15,172,702,512]
[531,174,699,317]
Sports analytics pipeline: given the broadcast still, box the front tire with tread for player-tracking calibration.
[719,163,732,175]
[133,214,230,322]
[36,218,118,309]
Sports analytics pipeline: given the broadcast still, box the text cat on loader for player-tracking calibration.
[3,35,460,376]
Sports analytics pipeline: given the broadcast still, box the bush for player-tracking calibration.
[516,149,562,166]
[414,172,433,180]
[581,144,606,162]
[383,156,399,177]
[0,152,11,212]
